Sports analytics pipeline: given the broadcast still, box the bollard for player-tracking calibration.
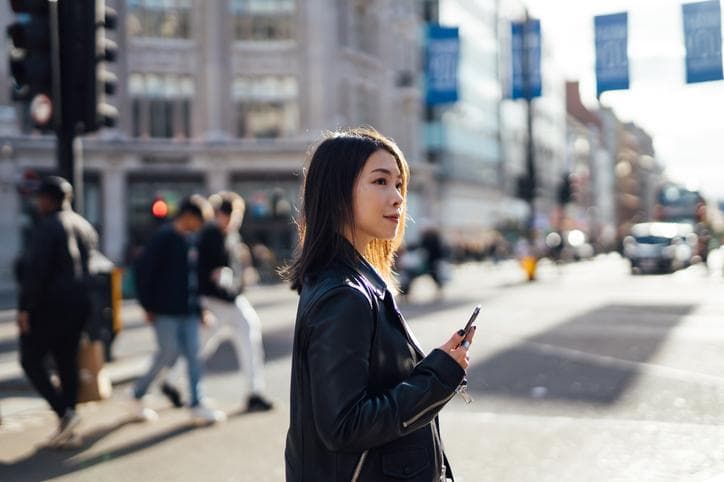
[520,255,538,281]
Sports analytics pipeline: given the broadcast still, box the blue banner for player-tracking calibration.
[510,19,542,99]
[683,0,723,84]
[594,12,629,96]
[425,25,460,105]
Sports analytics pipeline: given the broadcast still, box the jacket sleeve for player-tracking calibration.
[305,287,465,452]
[198,226,232,299]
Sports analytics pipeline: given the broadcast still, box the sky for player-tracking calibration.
[526,0,724,201]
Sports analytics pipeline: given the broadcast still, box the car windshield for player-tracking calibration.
[634,235,671,244]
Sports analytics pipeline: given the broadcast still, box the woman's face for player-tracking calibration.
[348,149,404,252]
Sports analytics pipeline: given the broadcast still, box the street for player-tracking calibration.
[3,254,724,481]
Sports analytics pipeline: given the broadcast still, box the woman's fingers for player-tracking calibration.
[439,326,476,369]
[441,330,465,352]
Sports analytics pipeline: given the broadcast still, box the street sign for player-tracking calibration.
[594,12,629,96]
[682,0,723,84]
[510,19,542,100]
[425,25,460,105]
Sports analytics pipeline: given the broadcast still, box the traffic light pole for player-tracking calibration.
[56,120,84,214]
[56,124,73,186]
[49,0,62,127]
[50,0,82,212]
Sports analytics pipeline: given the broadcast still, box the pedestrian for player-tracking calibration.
[161,191,274,412]
[399,224,449,300]
[282,128,475,481]
[131,195,226,425]
[17,176,97,447]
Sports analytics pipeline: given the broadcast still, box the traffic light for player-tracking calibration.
[557,173,572,205]
[7,0,56,129]
[151,197,170,219]
[59,0,118,133]
[516,174,536,202]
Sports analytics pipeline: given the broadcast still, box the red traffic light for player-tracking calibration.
[151,198,169,218]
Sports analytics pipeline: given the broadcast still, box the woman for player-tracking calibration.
[283,128,476,481]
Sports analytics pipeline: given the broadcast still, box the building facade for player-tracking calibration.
[566,81,617,252]
[422,0,506,250]
[0,0,429,300]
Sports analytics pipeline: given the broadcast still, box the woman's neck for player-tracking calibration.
[342,229,370,256]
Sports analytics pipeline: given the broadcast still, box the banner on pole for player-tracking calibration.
[594,12,629,96]
[510,19,542,99]
[425,25,460,105]
[683,0,723,84]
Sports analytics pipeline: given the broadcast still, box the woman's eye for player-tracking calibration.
[395,183,403,190]
[374,178,387,185]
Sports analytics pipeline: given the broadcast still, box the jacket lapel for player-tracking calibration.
[355,258,427,359]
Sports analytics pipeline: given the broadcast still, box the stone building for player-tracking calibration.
[0,0,430,299]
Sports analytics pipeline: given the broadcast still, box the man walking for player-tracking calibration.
[17,176,97,446]
[162,192,273,412]
[131,195,226,424]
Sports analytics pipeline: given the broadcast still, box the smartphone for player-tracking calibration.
[461,304,481,337]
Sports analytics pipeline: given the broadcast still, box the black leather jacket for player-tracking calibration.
[285,256,465,482]
[19,206,97,319]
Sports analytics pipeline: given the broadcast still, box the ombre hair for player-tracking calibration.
[282,127,409,292]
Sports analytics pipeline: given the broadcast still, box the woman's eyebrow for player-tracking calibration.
[369,168,401,178]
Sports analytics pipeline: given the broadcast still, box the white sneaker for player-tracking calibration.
[126,389,158,422]
[45,409,81,447]
[190,404,226,425]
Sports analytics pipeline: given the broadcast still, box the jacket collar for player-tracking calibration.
[354,255,387,300]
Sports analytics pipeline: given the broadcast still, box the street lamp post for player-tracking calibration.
[521,8,538,281]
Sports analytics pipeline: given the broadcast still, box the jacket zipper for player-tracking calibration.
[402,392,455,428]
[351,450,368,482]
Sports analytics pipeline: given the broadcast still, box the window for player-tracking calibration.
[127,0,192,39]
[352,1,378,55]
[233,76,298,139]
[129,73,194,139]
[231,0,295,41]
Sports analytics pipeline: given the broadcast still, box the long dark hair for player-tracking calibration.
[282,127,409,292]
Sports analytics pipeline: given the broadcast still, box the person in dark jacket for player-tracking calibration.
[130,195,226,425]
[160,191,273,412]
[17,176,97,447]
[282,128,476,482]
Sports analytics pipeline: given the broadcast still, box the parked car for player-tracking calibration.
[623,222,697,274]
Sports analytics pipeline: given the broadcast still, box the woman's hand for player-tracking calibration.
[438,326,476,370]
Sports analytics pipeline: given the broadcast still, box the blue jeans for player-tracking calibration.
[133,315,203,407]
